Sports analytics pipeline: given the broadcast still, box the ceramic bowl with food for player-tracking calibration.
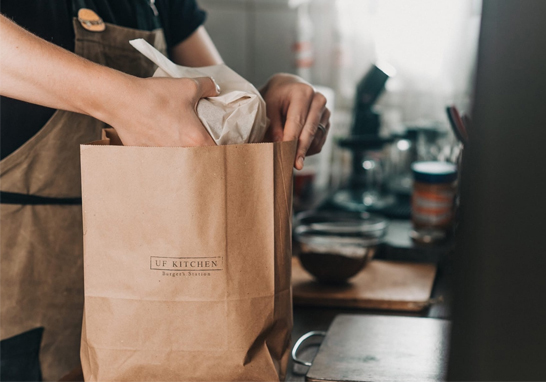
[294,211,388,284]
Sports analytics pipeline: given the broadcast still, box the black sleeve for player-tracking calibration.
[158,0,207,50]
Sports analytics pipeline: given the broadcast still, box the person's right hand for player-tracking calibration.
[105,76,220,147]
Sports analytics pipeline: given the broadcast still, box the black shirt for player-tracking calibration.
[0,0,206,159]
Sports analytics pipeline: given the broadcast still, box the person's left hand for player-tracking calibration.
[260,73,331,170]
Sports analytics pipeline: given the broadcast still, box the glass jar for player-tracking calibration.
[410,161,457,243]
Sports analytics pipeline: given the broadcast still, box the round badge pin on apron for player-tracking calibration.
[77,8,105,32]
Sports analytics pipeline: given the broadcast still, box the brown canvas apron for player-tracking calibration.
[0,14,167,381]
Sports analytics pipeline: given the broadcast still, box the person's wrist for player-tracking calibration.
[82,67,140,129]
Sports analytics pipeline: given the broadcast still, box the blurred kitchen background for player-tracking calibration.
[195,3,546,380]
[199,0,481,213]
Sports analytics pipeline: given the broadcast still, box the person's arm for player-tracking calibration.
[170,26,223,67]
[0,14,218,147]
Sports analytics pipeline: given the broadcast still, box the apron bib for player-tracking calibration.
[0,12,166,381]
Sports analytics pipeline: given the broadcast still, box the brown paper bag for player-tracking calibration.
[79,138,296,381]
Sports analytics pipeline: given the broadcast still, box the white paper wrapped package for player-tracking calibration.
[130,39,268,145]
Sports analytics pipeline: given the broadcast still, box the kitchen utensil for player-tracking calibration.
[446,106,469,144]
[462,113,472,131]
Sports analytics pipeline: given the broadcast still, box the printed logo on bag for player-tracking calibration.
[150,256,223,277]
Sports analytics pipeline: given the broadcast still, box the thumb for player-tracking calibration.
[193,76,221,99]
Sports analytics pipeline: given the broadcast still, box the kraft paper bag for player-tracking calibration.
[80,136,297,381]
[129,38,268,145]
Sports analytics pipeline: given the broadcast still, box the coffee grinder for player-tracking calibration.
[333,63,396,212]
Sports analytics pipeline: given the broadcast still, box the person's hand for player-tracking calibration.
[104,76,219,147]
[260,73,331,170]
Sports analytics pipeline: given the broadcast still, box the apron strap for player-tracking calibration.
[0,191,82,205]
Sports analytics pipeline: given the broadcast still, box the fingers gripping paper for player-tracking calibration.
[130,38,268,145]
[80,137,297,381]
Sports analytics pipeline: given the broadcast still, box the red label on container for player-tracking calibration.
[412,189,455,225]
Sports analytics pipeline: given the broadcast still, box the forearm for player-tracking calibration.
[0,14,135,122]
[170,26,223,67]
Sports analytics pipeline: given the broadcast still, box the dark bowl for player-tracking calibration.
[294,211,387,284]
